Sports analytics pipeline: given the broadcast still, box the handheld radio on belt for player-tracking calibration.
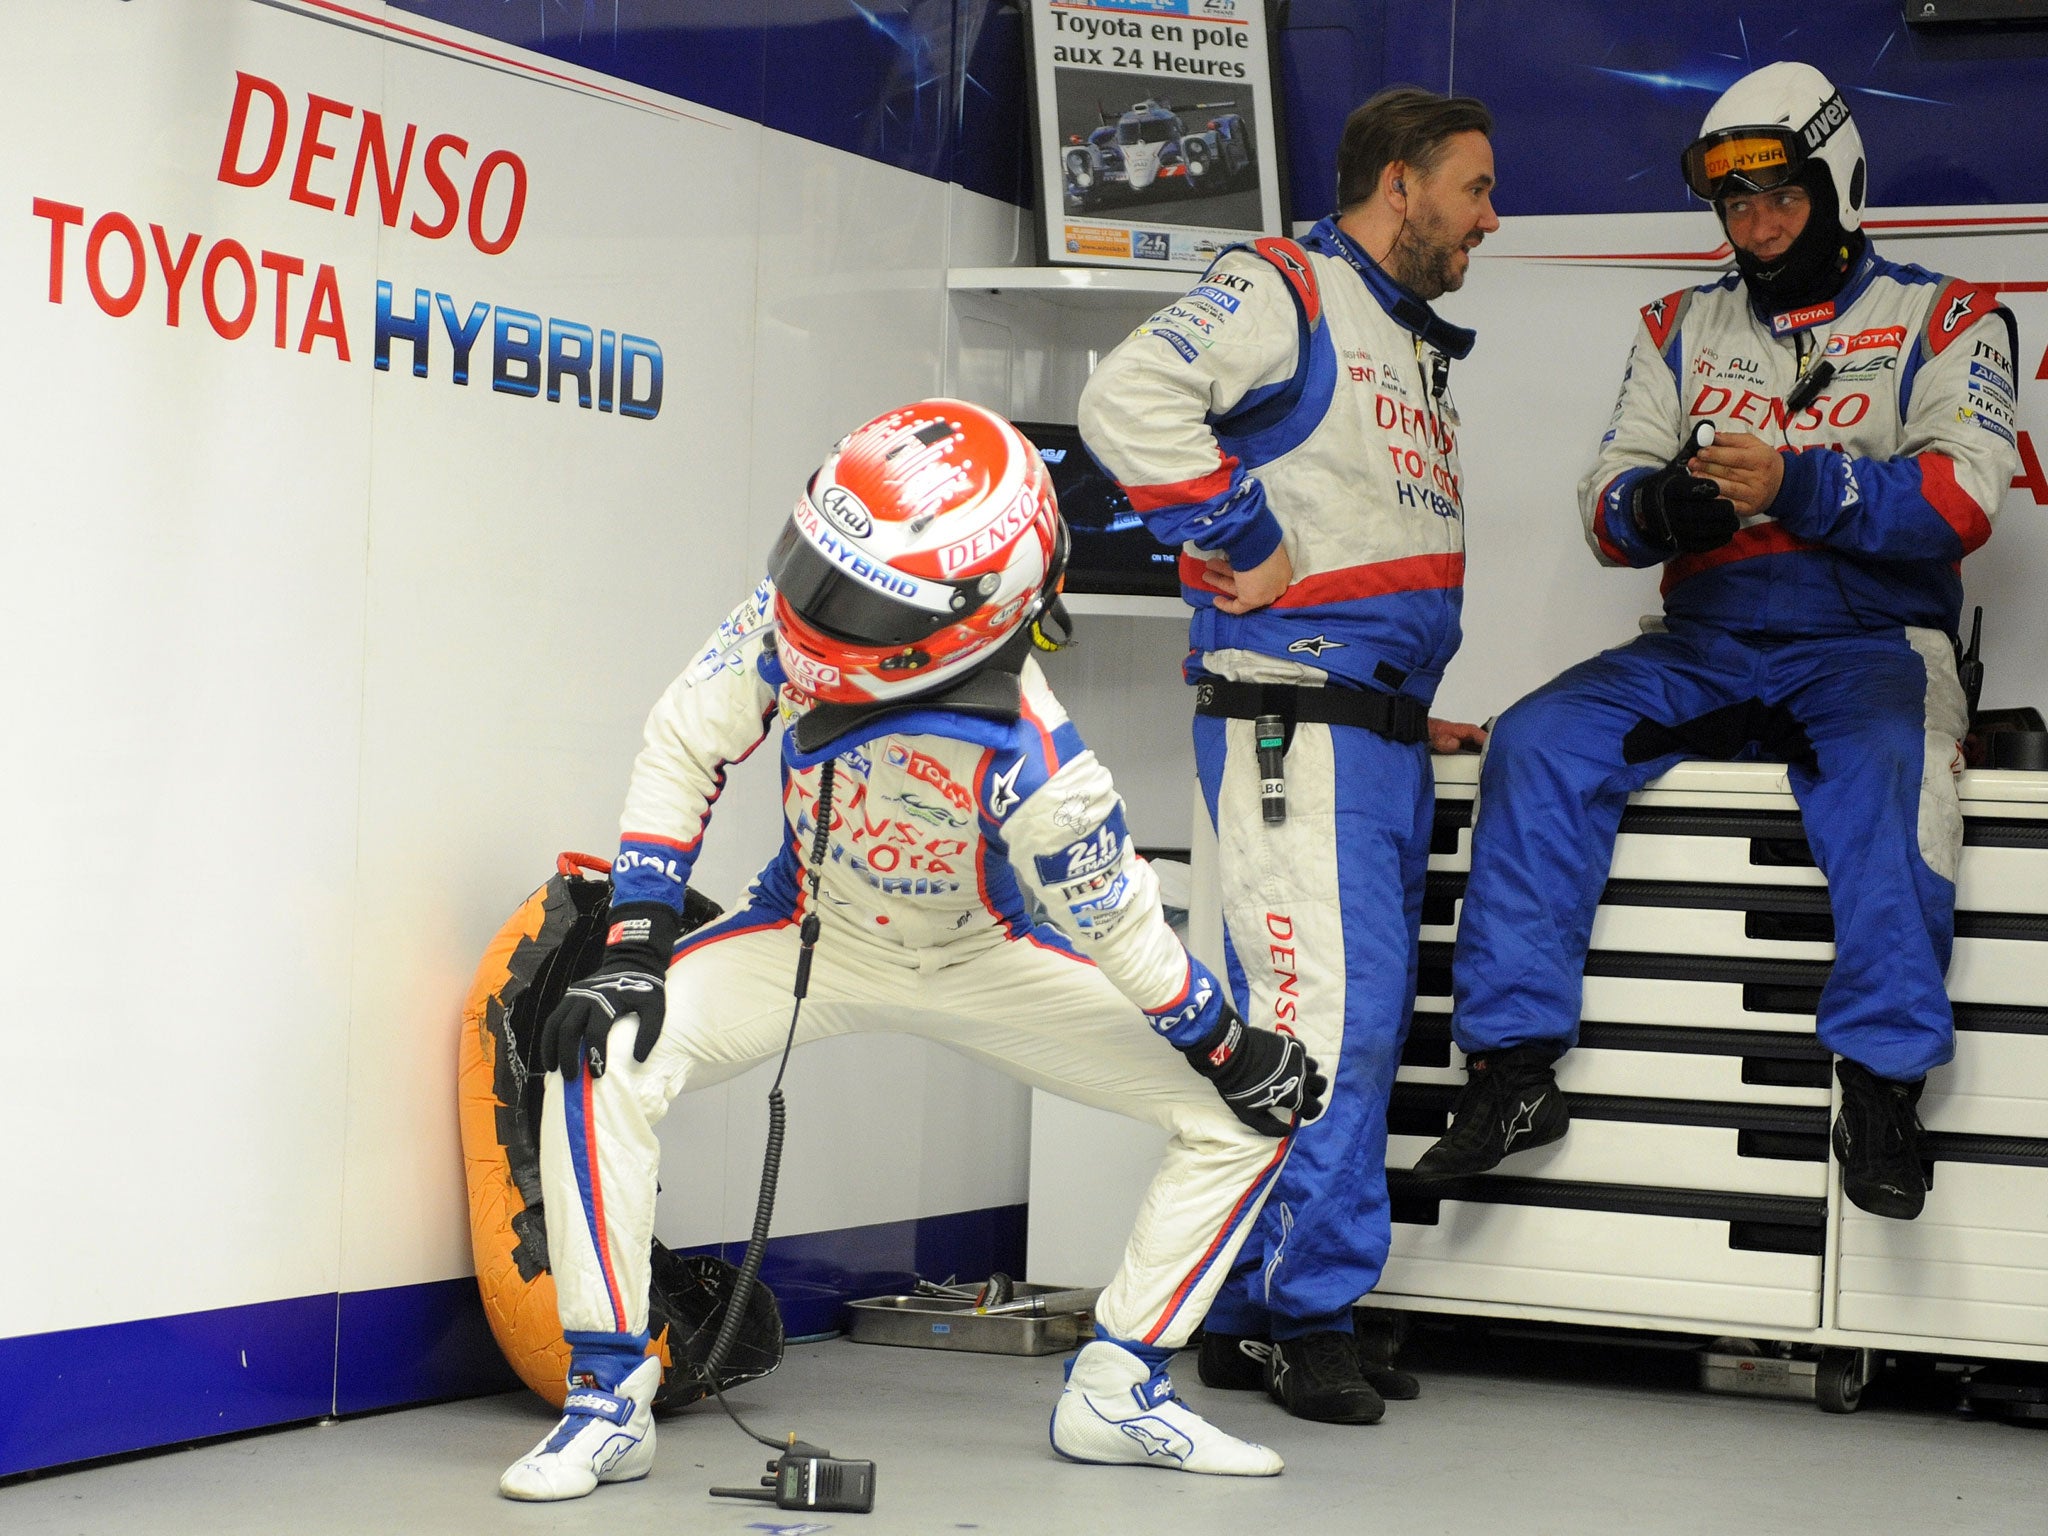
[1255,713,1289,824]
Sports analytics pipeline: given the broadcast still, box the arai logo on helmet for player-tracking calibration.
[818,486,874,539]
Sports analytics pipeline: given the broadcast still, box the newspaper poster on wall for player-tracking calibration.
[1025,0,1286,271]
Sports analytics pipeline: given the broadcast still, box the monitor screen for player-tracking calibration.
[1013,421,1183,598]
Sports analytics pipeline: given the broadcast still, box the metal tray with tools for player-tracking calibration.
[846,1284,1100,1356]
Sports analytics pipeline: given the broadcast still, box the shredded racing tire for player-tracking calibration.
[458,854,783,1412]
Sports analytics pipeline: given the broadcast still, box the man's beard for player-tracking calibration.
[1386,210,1466,300]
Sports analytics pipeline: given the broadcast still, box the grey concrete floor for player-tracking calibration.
[4,1332,2045,1535]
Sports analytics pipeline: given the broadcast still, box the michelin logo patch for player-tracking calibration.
[1143,326,1202,364]
[1034,805,1128,885]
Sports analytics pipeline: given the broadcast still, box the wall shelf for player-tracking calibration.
[947,266,1188,306]
[1061,592,1186,619]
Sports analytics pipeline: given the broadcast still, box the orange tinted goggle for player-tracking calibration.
[1680,128,1803,202]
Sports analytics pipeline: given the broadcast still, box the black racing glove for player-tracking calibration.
[540,902,683,1081]
[1182,1005,1327,1138]
[1632,462,1739,555]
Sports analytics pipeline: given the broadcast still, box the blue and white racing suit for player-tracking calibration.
[539,582,1290,1373]
[1080,218,1475,1337]
[1454,247,2021,1081]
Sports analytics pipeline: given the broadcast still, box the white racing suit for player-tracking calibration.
[540,581,1286,1361]
[1078,219,1474,1337]
[1454,248,2021,1080]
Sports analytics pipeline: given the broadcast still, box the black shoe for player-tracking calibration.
[1356,1356,1420,1401]
[1202,1328,1418,1401]
[1196,1330,1272,1392]
[1348,1309,1420,1399]
[1266,1332,1385,1424]
[1409,1042,1570,1182]
[1833,1059,1928,1220]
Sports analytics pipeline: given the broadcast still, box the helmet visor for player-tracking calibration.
[1679,127,1805,202]
[767,515,988,648]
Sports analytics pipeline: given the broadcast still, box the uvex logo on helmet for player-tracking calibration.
[1801,93,1850,151]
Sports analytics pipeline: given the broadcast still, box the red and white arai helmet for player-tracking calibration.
[768,399,1066,707]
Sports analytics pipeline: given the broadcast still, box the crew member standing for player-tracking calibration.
[1081,87,1497,1424]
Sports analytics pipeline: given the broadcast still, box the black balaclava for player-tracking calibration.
[1724,164,1866,315]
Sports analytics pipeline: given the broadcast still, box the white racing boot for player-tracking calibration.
[499,1356,660,1501]
[1050,1340,1283,1476]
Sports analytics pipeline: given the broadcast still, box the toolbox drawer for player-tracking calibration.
[1386,1087,1828,1199]
[1836,1145,2048,1348]
[1381,1174,1824,1332]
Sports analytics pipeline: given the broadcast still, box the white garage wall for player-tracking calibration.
[0,0,1038,1469]
[6,0,2043,1476]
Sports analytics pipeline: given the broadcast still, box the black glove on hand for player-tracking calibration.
[1182,1006,1327,1138]
[540,902,683,1081]
[1632,462,1739,555]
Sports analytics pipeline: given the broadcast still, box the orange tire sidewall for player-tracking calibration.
[458,880,571,1408]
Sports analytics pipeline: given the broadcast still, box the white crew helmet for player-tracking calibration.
[1680,61,1867,232]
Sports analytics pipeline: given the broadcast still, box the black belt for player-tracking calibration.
[1193,676,1430,745]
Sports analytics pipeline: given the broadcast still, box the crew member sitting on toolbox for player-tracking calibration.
[1413,63,2021,1224]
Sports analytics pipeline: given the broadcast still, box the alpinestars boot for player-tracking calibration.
[1833,1058,1928,1220]
[1197,1330,1272,1391]
[1266,1331,1385,1425]
[1410,1041,1569,1182]
[1051,1340,1282,1476]
[499,1356,659,1501]
[1200,1329,1417,1400]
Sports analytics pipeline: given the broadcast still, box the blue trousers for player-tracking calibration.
[1453,624,1968,1081]
[1195,709,1431,1338]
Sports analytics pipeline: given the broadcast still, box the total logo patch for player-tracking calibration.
[1771,301,1836,335]
[1823,325,1906,357]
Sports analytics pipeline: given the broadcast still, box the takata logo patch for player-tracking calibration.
[1033,805,1128,885]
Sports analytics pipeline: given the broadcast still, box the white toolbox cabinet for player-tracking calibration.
[1377,1195,1825,1333]
[1838,1153,2048,1348]
[1375,756,2048,1372]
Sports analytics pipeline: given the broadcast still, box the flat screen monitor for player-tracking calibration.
[1013,421,1182,597]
